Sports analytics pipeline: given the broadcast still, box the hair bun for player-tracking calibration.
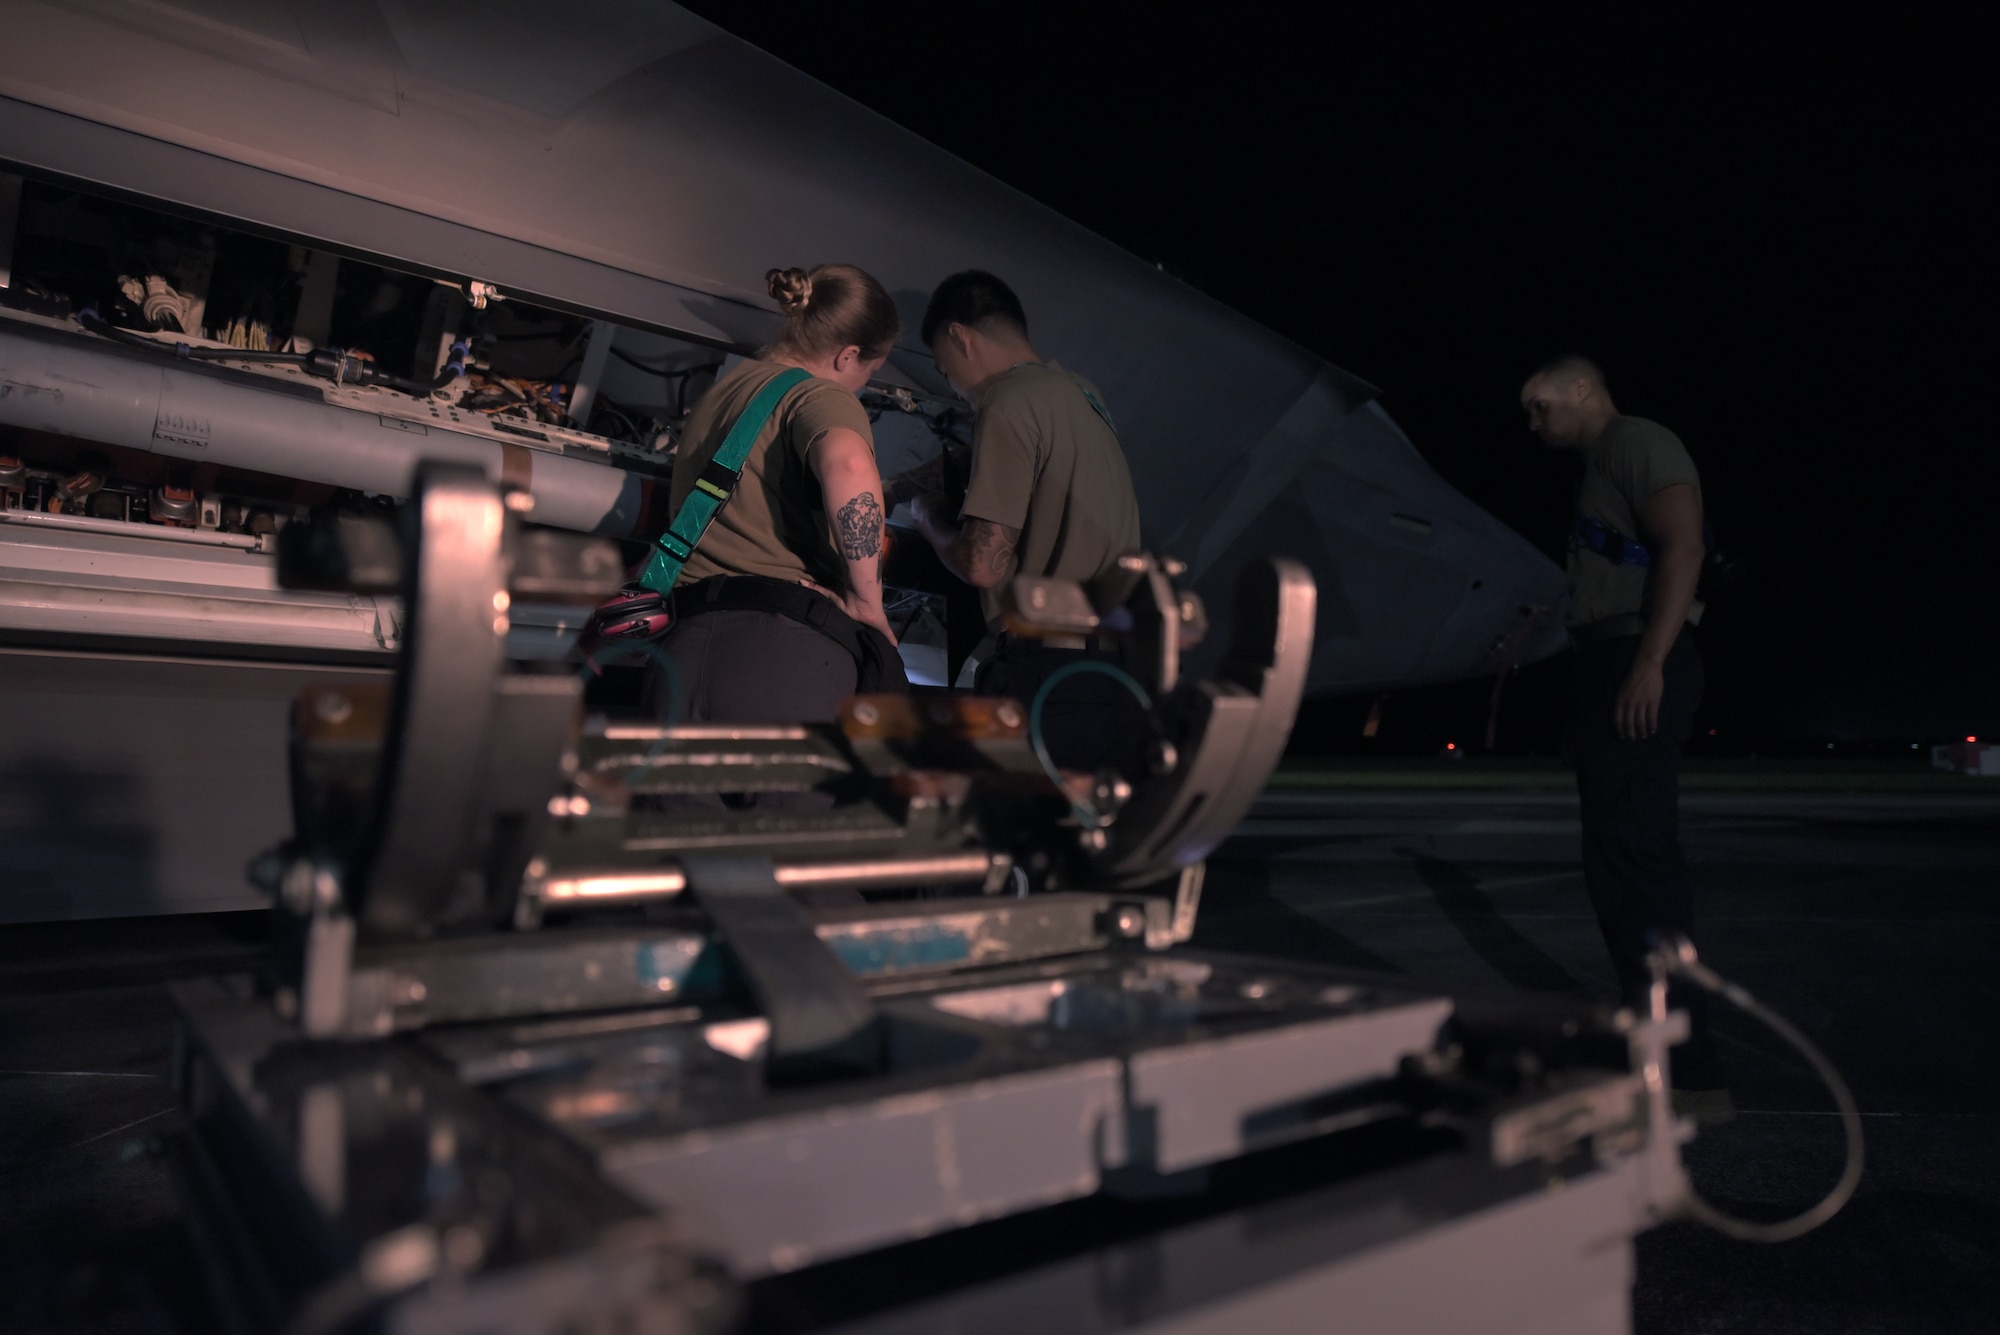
[766,267,814,312]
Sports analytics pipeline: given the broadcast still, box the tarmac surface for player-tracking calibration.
[2,781,1996,1332]
[1202,785,2000,1334]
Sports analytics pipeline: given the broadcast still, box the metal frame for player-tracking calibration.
[156,469,1691,1331]
[171,949,1691,1332]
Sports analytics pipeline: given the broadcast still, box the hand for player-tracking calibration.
[842,593,899,646]
[1614,658,1665,740]
[798,579,898,647]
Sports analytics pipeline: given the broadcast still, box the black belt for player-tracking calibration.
[676,575,910,694]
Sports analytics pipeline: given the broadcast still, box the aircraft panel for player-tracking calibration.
[0,0,1564,698]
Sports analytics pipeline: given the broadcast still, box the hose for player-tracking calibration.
[608,349,723,415]
[609,347,719,383]
[426,340,472,392]
[1656,938,1865,1242]
[1026,658,1153,824]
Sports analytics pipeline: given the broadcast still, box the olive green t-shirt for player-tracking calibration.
[1567,415,1704,631]
[669,360,874,591]
[959,362,1143,626]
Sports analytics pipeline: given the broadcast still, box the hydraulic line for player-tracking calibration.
[1653,938,1865,1242]
[608,348,721,415]
[1027,659,1153,826]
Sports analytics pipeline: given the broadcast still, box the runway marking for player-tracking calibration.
[1735,1110,1988,1118]
[1319,912,2000,924]
[1274,871,1586,912]
[1303,892,1433,909]
[1289,875,1591,910]
[1327,912,1602,920]
[1690,917,2000,925]
[1234,820,1584,837]
[0,1105,174,1180]
[50,1106,173,1153]
[1474,872,1585,890]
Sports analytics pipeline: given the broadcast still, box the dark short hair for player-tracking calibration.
[1530,353,1607,392]
[921,270,1027,346]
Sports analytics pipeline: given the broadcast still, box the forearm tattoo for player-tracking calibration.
[836,491,884,560]
[963,518,1018,584]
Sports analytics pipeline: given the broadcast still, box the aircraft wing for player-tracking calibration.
[0,0,1564,694]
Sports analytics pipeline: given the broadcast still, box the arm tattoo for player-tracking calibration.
[835,491,884,560]
[963,518,1019,584]
[884,454,948,509]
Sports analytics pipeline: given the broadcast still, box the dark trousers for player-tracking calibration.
[651,608,858,724]
[975,637,1135,773]
[1571,627,1725,1089]
[639,608,857,822]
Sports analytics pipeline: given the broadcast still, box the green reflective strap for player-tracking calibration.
[1076,382,1117,435]
[1016,357,1112,435]
[638,367,811,594]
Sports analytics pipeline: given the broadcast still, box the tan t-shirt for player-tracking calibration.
[1567,415,1704,631]
[959,362,1143,626]
[669,360,874,590]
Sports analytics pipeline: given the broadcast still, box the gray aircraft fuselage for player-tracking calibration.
[0,1,1564,920]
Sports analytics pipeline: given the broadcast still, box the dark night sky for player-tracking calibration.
[682,6,1990,745]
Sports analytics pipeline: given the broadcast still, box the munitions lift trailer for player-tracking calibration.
[167,466,1698,1334]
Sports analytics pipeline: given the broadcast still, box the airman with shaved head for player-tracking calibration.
[1520,355,1615,450]
[1522,353,1730,1123]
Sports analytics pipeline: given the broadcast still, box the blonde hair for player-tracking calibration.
[765,263,900,362]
